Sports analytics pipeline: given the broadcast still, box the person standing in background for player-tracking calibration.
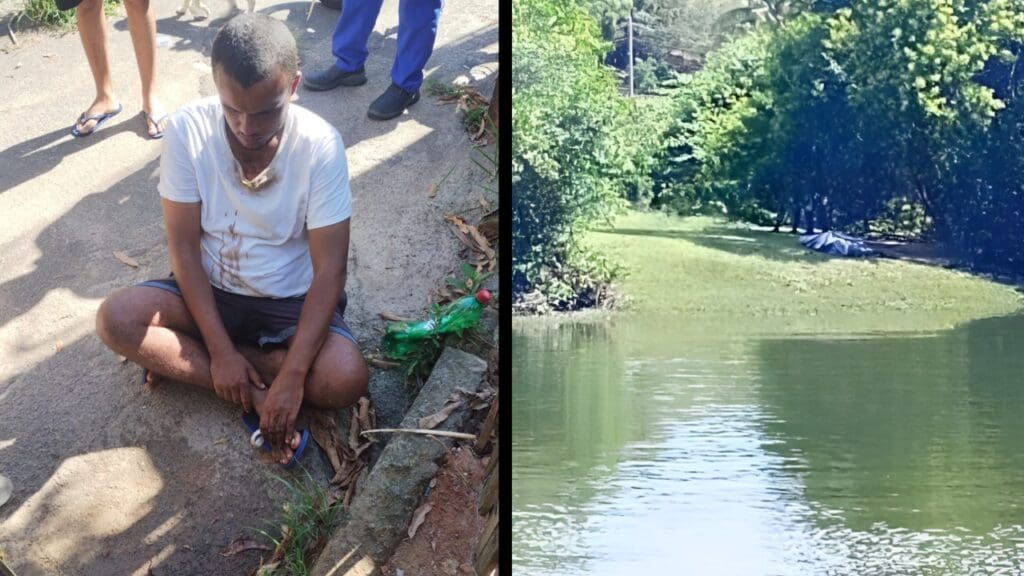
[302,0,443,121]
[60,0,167,138]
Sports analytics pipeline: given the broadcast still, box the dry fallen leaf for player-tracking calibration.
[255,562,280,576]
[457,386,495,410]
[407,502,432,539]
[445,214,496,270]
[358,397,375,432]
[113,251,140,268]
[479,194,492,212]
[445,214,477,252]
[268,525,291,563]
[477,219,499,243]
[472,119,488,141]
[368,357,401,370]
[308,410,345,477]
[310,398,376,507]
[218,536,272,557]
[446,214,471,234]
[427,182,439,198]
[418,398,463,429]
[467,226,495,259]
[379,311,411,322]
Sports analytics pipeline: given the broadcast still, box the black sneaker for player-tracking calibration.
[303,65,367,91]
[367,84,421,120]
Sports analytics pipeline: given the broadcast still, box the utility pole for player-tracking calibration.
[627,8,634,97]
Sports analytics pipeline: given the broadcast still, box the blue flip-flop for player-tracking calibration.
[71,103,123,137]
[143,111,168,140]
[242,411,310,469]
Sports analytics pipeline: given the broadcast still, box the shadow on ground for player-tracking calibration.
[0,5,497,197]
[601,225,882,266]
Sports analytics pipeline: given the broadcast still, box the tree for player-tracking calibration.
[514,0,635,309]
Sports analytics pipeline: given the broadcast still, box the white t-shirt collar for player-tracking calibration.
[217,103,293,192]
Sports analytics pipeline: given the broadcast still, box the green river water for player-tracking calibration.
[513,314,1024,575]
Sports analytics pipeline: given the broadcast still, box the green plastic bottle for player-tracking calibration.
[383,289,492,358]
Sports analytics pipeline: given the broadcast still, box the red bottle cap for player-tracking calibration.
[475,289,492,305]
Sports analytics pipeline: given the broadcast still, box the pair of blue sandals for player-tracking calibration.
[141,369,310,468]
[71,103,168,139]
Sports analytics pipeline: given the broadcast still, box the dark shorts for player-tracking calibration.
[136,277,357,348]
[55,0,85,11]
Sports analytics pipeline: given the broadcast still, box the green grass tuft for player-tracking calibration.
[255,469,344,576]
[22,0,122,29]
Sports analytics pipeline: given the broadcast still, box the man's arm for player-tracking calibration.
[259,218,350,449]
[162,198,265,411]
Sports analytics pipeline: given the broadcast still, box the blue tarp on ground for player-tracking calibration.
[799,231,877,257]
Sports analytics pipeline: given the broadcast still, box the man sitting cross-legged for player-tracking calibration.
[96,13,368,467]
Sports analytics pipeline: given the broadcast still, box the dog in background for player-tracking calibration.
[177,0,254,20]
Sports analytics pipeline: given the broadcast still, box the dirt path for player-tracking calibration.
[0,0,497,573]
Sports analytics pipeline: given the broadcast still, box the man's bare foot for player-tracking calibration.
[273,431,303,465]
[142,369,166,391]
[74,96,122,136]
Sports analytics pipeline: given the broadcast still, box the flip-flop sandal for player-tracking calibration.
[143,111,168,140]
[242,411,310,469]
[71,103,123,137]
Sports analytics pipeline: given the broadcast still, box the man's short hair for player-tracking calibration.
[211,13,299,88]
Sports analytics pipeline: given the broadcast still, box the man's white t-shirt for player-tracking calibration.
[158,96,352,299]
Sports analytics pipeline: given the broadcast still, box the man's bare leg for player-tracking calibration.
[239,333,369,410]
[96,286,303,463]
[75,0,121,134]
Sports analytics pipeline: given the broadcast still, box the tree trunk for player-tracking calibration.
[627,11,634,97]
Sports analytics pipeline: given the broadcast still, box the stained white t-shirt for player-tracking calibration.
[158,96,352,298]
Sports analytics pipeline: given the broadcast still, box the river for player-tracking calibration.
[513,313,1024,575]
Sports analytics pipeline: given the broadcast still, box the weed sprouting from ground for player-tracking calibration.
[253,469,344,575]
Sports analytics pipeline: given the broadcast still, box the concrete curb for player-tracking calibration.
[311,347,488,576]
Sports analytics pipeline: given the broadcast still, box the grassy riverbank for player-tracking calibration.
[573,211,1024,335]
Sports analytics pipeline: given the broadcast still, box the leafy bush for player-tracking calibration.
[633,56,674,93]
[23,0,122,28]
[652,0,1024,273]
[514,0,648,311]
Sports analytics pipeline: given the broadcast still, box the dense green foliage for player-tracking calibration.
[513,0,678,311]
[657,0,1024,271]
[514,0,1024,313]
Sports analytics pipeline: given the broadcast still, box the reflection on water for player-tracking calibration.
[513,315,1024,575]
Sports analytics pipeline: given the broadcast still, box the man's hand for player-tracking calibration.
[260,371,305,460]
[209,349,266,413]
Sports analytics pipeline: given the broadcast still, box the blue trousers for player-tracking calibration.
[331,0,444,93]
